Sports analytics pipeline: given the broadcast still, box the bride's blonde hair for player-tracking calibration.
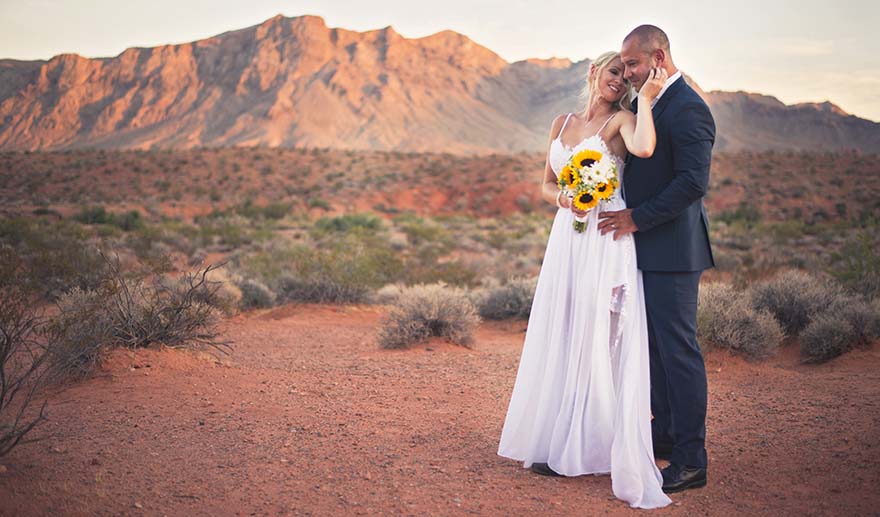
[579,51,634,112]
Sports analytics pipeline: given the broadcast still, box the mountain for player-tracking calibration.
[1,14,878,153]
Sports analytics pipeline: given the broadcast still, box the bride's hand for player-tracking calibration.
[570,204,588,219]
[638,67,668,104]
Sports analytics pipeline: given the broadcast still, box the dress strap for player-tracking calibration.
[558,113,573,137]
[595,112,617,136]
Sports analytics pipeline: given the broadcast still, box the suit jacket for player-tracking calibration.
[624,75,715,272]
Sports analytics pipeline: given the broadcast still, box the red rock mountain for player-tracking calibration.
[1,14,877,153]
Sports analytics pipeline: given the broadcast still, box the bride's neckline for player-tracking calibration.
[553,133,625,164]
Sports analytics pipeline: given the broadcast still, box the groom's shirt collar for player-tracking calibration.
[650,70,682,108]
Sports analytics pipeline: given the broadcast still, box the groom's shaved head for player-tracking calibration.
[621,24,675,92]
[624,25,670,54]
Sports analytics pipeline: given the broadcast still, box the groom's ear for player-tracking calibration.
[652,49,667,67]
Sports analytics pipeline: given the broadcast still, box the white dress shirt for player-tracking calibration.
[650,70,682,108]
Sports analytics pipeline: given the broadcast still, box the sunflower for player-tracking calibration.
[594,182,613,200]
[572,190,598,211]
[571,149,603,170]
[557,164,581,188]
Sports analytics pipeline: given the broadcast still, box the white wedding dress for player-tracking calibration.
[497,113,672,509]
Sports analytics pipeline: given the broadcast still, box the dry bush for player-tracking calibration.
[827,230,880,300]
[749,270,844,337]
[698,282,784,360]
[233,234,401,305]
[378,283,480,349]
[800,314,857,364]
[0,254,49,457]
[872,298,880,338]
[44,287,114,380]
[100,253,231,352]
[41,252,232,381]
[372,283,407,305]
[474,277,536,320]
[799,296,880,363]
[831,298,880,347]
[275,273,371,305]
[238,278,277,309]
[0,217,109,300]
[196,266,241,316]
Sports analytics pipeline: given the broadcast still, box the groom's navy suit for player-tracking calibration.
[624,75,715,469]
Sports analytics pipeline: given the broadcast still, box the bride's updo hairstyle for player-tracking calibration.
[579,51,634,112]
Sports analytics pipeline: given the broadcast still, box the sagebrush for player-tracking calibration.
[698,282,784,360]
[378,283,480,349]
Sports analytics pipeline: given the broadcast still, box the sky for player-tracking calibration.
[2,0,879,121]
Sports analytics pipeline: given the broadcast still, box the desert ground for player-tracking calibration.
[1,303,878,516]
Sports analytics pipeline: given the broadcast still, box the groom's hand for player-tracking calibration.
[598,209,638,240]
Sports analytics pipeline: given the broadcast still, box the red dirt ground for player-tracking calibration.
[1,304,878,515]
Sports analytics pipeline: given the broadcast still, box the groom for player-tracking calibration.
[598,25,715,493]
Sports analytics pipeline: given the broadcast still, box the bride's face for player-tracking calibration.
[595,58,627,103]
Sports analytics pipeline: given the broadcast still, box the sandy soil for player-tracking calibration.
[1,303,878,515]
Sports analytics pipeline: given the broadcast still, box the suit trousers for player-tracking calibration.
[643,270,708,468]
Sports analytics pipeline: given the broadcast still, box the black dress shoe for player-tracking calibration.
[530,462,564,477]
[653,442,673,461]
[661,463,707,493]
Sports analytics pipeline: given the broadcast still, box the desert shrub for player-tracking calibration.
[191,214,259,248]
[313,213,383,235]
[394,215,454,248]
[308,197,330,210]
[235,199,293,220]
[238,278,277,309]
[476,277,536,320]
[800,314,857,363]
[0,252,73,457]
[749,270,844,337]
[237,233,403,304]
[0,267,49,457]
[825,297,880,348]
[38,252,232,376]
[189,248,208,266]
[827,230,880,299]
[717,202,761,228]
[197,266,241,316]
[0,217,109,299]
[126,221,197,259]
[276,273,370,304]
[378,283,480,349]
[872,299,880,337]
[44,287,114,380]
[373,283,407,305]
[96,254,230,352]
[698,282,784,360]
[73,205,144,231]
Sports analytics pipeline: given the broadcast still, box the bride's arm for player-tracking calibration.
[617,68,668,158]
[541,116,569,206]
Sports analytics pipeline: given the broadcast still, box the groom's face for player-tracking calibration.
[621,38,653,93]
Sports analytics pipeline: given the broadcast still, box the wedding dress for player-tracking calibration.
[497,113,672,509]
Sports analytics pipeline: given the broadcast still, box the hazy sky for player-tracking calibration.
[2,0,878,121]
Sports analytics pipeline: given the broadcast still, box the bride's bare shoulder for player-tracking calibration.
[614,109,636,125]
[550,113,569,130]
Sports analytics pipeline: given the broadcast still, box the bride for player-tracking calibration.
[496,51,671,509]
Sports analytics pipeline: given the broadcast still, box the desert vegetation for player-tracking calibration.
[0,146,878,456]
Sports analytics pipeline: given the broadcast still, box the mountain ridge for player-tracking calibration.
[1,13,877,153]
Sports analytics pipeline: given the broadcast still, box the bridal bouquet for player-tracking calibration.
[557,148,619,233]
